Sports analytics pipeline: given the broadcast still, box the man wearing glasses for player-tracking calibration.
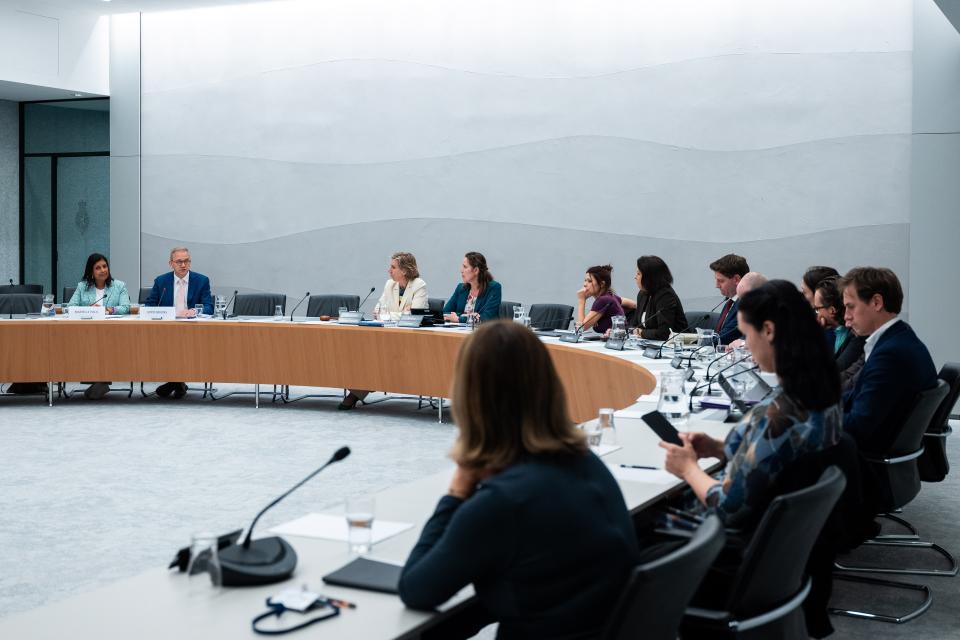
[145,247,214,398]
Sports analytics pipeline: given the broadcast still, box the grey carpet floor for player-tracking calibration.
[0,386,958,638]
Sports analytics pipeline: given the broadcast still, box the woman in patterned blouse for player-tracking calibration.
[660,279,843,528]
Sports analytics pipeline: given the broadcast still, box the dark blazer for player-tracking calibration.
[442,281,502,323]
[843,320,937,455]
[399,453,639,640]
[716,298,742,345]
[629,285,686,341]
[835,331,866,374]
[144,271,214,315]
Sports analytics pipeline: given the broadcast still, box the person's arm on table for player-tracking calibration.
[443,284,463,323]
[198,277,214,316]
[474,283,501,322]
[110,281,131,315]
[399,467,513,610]
[660,432,725,504]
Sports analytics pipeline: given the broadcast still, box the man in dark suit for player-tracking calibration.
[708,254,749,345]
[145,247,214,398]
[841,267,937,455]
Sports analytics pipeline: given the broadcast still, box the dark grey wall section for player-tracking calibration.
[141,221,908,312]
[0,99,16,281]
[23,106,108,154]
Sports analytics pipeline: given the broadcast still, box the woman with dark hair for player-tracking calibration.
[660,280,842,528]
[801,265,839,306]
[66,253,131,399]
[814,276,865,388]
[399,321,639,638]
[621,255,686,340]
[66,253,131,315]
[443,252,502,324]
[575,264,624,333]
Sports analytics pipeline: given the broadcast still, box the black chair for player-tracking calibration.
[306,294,361,317]
[499,300,521,320]
[681,466,846,639]
[139,287,152,304]
[0,293,43,315]
[917,362,959,482]
[528,303,574,331]
[685,310,720,331]
[832,380,953,624]
[231,293,286,317]
[0,284,42,295]
[602,516,725,640]
[428,297,446,317]
[62,286,76,304]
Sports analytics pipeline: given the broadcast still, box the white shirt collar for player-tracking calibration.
[175,272,190,288]
[864,316,900,361]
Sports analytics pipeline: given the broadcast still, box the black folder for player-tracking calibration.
[322,557,402,594]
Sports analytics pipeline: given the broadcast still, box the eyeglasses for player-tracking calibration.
[172,259,191,266]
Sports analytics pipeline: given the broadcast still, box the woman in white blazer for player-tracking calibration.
[373,252,429,321]
[340,252,429,410]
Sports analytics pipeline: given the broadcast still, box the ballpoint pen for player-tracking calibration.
[619,464,658,470]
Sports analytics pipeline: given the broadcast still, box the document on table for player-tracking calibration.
[590,444,622,457]
[606,463,678,485]
[269,513,413,544]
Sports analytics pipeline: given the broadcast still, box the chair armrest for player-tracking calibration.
[863,447,925,465]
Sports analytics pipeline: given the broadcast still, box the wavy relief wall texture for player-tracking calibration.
[140,1,912,308]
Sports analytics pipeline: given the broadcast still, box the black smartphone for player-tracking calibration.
[641,410,684,446]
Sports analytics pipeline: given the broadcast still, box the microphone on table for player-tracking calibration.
[356,286,376,318]
[288,291,310,321]
[687,355,754,412]
[90,295,107,307]
[216,446,352,586]
[650,299,726,360]
[154,287,167,307]
[222,290,238,320]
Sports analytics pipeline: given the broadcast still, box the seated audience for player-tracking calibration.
[708,254,750,345]
[621,255,686,340]
[801,265,839,306]
[840,267,937,455]
[144,247,214,398]
[660,280,842,529]
[399,321,640,639]
[67,253,132,400]
[575,264,624,334]
[339,252,428,410]
[813,276,865,388]
[443,252,502,324]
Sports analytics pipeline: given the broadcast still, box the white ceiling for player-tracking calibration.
[6,0,284,16]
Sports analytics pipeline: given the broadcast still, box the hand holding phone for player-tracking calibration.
[641,410,683,446]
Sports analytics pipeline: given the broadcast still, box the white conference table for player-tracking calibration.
[0,332,735,639]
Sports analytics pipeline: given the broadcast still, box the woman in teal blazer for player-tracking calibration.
[67,253,131,315]
[443,252,502,324]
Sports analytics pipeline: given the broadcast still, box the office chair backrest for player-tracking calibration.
[0,293,43,315]
[918,363,960,482]
[139,287,153,304]
[306,294,361,317]
[499,300,521,320]
[602,516,725,640]
[726,466,845,618]
[233,293,286,317]
[0,284,43,295]
[528,303,574,331]
[872,379,949,509]
[684,310,720,331]
[62,286,76,304]
[427,297,446,316]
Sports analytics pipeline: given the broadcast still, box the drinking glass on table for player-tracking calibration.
[345,496,376,555]
[214,295,226,318]
[581,419,603,447]
[194,304,204,318]
[186,532,222,587]
[338,306,348,319]
[41,294,54,316]
[598,407,617,446]
[274,304,283,321]
[658,370,689,429]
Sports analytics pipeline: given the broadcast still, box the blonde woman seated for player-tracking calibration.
[339,252,428,410]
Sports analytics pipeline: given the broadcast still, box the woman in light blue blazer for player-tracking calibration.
[67,253,131,400]
[67,253,131,315]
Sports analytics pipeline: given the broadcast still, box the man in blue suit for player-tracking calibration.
[145,247,214,398]
[841,267,937,455]
[708,254,749,345]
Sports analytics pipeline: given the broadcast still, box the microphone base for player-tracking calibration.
[218,536,298,586]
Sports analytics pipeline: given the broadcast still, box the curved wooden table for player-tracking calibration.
[0,319,656,422]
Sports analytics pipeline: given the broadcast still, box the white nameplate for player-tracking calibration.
[337,311,362,325]
[139,307,176,321]
[398,313,423,328]
[67,306,106,320]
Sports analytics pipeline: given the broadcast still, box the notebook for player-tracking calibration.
[322,557,403,594]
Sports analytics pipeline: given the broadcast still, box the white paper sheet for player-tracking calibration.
[269,513,413,543]
[606,463,678,485]
[590,444,622,457]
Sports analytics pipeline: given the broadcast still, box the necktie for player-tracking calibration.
[716,299,733,333]
[176,279,187,314]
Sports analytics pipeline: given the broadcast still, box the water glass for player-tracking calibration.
[598,407,617,445]
[214,295,226,318]
[194,304,204,318]
[274,304,283,320]
[610,315,627,342]
[581,420,603,447]
[658,371,690,428]
[512,305,526,324]
[186,532,222,587]
[338,306,348,319]
[345,496,375,555]
[41,294,54,316]
[695,328,716,348]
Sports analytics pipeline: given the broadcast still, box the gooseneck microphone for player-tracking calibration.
[654,298,726,359]
[217,447,351,586]
[7,278,12,286]
[222,290,238,320]
[288,291,310,321]
[356,286,376,317]
[154,287,167,307]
